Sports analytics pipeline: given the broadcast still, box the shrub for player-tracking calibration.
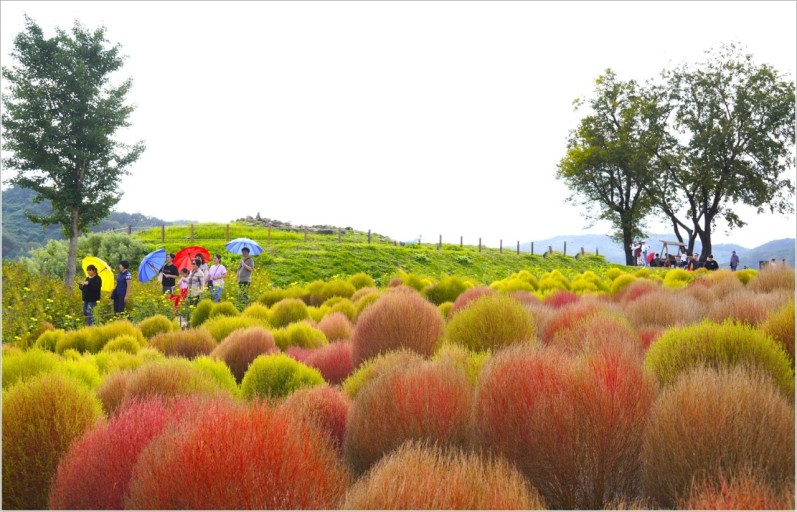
[125,401,350,509]
[270,298,310,327]
[2,374,103,510]
[641,367,794,507]
[433,343,490,387]
[33,328,65,352]
[444,294,535,352]
[201,315,263,342]
[678,472,795,510]
[273,321,328,350]
[448,285,496,317]
[762,300,795,362]
[663,268,693,288]
[192,356,239,396]
[93,350,148,375]
[472,344,655,509]
[241,353,325,400]
[149,328,217,359]
[344,361,472,474]
[317,312,353,342]
[438,301,453,318]
[305,341,355,385]
[540,299,607,344]
[96,370,134,416]
[735,268,758,285]
[549,312,641,358]
[59,357,102,389]
[55,326,101,354]
[209,300,240,319]
[190,298,214,327]
[137,314,174,339]
[278,385,351,453]
[1,348,60,389]
[103,335,142,354]
[424,275,472,305]
[748,264,795,294]
[543,289,579,308]
[618,278,661,303]
[211,326,278,382]
[240,303,271,323]
[707,289,784,326]
[624,290,704,329]
[706,269,745,298]
[48,396,207,510]
[610,273,637,295]
[120,359,230,408]
[342,348,426,399]
[343,440,546,510]
[94,320,146,353]
[644,319,795,397]
[348,272,375,290]
[350,287,444,366]
[325,297,357,321]
[320,279,356,300]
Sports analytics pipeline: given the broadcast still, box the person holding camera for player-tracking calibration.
[206,253,228,303]
[78,264,102,326]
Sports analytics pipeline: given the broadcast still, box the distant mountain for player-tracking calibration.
[1,186,193,260]
[519,233,794,268]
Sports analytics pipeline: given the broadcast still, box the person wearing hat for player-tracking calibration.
[236,247,254,303]
[704,254,719,271]
[111,260,133,315]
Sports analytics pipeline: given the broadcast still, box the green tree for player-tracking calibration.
[2,17,145,287]
[557,70,657,266]
[646,43,795,258]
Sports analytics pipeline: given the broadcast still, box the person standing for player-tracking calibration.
[640,240,649,267]
[704,254,719,271]
[206,253,228,303]
[187,259,205,306]
[78,264,102,326]
[686,253,701,271]
[730,251,740,271]
[111,260,132,315]
[236,247,254,303]
[160,253,179,295]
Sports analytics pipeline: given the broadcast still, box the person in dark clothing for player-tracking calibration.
[729,250,740,271]
[78,264,102,326]
[704,254,719,271]
[160,253,179,295]
[111,260,132,315]
[686,253,701,271]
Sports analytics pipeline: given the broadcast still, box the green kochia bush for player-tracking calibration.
[273,322,328,350]
[201,316,263,342]
[190,299,215,327]
[209,301,240,319]
[192,356,239,396]
[444,294,535,352]
[2,373,104,510]
[270,298,310,327]
[241,354,325,400]
[423,275,473,305]
[103,335,142,354]
[2,348,61,389]
[644,319,795,398]
[137,314,175,339]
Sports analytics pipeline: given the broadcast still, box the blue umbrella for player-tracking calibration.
[225,237,263,256]
[138,248,167,282]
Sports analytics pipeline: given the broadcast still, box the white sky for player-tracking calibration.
[1,1,795,248]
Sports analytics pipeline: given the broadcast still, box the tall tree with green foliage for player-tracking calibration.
[557,70,658,265]
[645,44,795,258]
[2,16,144,287]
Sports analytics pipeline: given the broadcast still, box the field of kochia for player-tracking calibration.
[2,234,794,510]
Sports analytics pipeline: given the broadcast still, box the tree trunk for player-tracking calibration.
[696,214,713,260]
[64,208,80,288]
[621,218,635,266]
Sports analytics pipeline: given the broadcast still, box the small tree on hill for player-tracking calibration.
[1,16,144,287]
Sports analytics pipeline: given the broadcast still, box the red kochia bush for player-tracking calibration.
[305,341,354,385]
[350,287,444,367]
[317,312,353,342]
[678,472,795,510]
[344,361,472,474]
[448,285,497,317]
[49,395,227,510]
[472,344,655,509]
[210,326,279,382]
[125,401,350,509]
[2,374,104,510]
[278,385,352,453]
[544,289,580,309]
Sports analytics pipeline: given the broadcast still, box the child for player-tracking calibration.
[171,268,190,315]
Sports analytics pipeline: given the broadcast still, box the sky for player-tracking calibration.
[1,1,795,249]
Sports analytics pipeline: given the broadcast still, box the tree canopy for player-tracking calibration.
[2,16,145,286]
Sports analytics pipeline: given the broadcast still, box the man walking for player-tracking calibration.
[730,251,740,271]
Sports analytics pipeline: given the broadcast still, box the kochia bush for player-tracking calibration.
[148,328,217,359]
[240,353,325,400]
[1,347,60,389]
[444,294,535,352]
[317,312,353,342]
[2,373,103,510]
[761,300,795,362]
[137,314,174,339]
[278,385,352,453]
[210,326,278,382]
[270,298,310,327]
[304,341,355,385]
[190,298,215,327]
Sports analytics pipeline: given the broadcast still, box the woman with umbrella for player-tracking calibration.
[206,253,228,303]
[78,265,102,326]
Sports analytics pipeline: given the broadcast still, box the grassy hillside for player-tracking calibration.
[135,223,621,287]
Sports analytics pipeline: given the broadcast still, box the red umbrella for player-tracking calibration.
[174,246,210,273]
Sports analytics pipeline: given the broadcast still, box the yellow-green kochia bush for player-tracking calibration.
[644,319,795,398]
[241,354,325,400]
[444,295,535,352]
[2,373,104,510]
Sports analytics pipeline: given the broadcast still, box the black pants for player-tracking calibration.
[113,295,125,314]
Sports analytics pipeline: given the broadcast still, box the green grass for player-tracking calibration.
[133,223,623,287]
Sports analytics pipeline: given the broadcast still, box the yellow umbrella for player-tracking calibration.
[81,256,115,292]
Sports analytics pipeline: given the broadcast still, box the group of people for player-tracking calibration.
[630,239,742,272]
[77,247,256,326]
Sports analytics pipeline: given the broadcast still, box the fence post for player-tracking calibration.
[549,245,553,255]
[596,247,599,256]
[563,241,567,256]
[368,229,371,244]
[190,224,194,241]
[161,225,165,243]
[479,238,482,253]
[460,236,463,247]
[438,234,442,251]
[499,239,503,253]
[304,227,308,242]
[127,225,132,235]
[226,224,230,242]
[267,223,271,245]
[338,228,342,243]
[517,241,520,254]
